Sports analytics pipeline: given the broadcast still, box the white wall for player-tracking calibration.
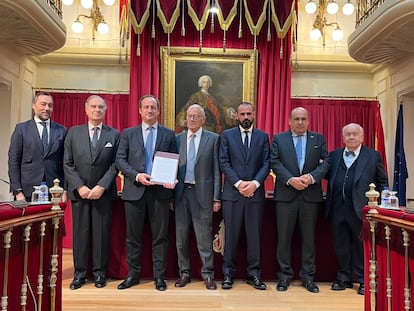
[0,48,37,201]
[373,57,414,200]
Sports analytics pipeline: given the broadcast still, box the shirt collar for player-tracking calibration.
[291,130,307,138]
[239,125,253,133]
[344,145,362,157]
[34,117,50,125]
[143,122,158,131]
[188,128,202,138]
[88,122,102,130]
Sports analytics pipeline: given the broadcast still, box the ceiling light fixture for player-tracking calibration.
[67,0,114,41]
[305,0,354,47]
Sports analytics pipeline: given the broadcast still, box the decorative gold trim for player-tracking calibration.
[216,0,239,31]
[129,0,151,34]
[160,46,258,131]
[156,0,181,33]
[49,217,60,311]
[244,0,268,36]
[270,0,296,38]
[187,0,210,31]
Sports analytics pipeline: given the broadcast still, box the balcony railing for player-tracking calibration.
[44,0,63,19]
[355,0,386,27]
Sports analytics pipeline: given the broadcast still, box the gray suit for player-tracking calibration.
[64,123,120,279]
[174,129,221,279]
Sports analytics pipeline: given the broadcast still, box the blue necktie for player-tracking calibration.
[41,122,48,152]
[145,126,154,174]
[92,127,99,148]
[185,134,196,182]
[295,135,303,172]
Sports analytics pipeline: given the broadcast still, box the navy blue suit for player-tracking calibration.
[219,126,270,278]
[8,119,67,199]
[115,124,177,279]
[325,145,387,283]
[270,130,329,282]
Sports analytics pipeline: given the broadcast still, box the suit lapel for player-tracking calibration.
[197,131,208,162]
[30,120,45,156]
[354,146,368,184]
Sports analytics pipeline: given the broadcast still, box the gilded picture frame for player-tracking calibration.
[160,47,258,133]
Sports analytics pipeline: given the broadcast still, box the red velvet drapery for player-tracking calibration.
[291,98,384,154]
[50,92,129,130]
[128,0,295,135]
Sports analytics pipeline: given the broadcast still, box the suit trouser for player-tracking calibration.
[175,186,215,279]
[123,188,170,279]
[275,197,319,282]
[72,198,112,279]
[329,208,364,284]
[221,197,264,278]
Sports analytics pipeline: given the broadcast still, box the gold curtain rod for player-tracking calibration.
[292,95,378,100]
[32,87,129,94]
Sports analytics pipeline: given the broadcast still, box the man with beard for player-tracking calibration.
[219,102,270,290]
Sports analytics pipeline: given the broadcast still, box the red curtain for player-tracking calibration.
[128,0,295,134]
[291,98,382,152]
[50,92,129,130]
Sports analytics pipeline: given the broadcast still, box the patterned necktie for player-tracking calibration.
[295,135,303,172]
[145,126,154,174]
[185,134,196,182]
[244,131,250,151]
[92,127,99,148]
[41,122,48,152]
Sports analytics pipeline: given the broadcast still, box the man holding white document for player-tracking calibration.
[115,95,177,291]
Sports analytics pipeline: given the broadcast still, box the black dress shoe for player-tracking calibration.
[276,279,289,291]
[174,275,191,287]
[117,277,140,290]
[246,276,267,290]
[221,276,233,289]
[155,277,167,291]
[69,278,85,290]
[331,280,353,291]
[357,283,365,295]
[95,275,107,288]
[205,277,217,290]
[302,279,319,293]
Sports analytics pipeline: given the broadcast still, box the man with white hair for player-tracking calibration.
[325,123,388,295]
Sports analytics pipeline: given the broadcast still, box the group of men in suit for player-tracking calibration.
[8,92,388,296]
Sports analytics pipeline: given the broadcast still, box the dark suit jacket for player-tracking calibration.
[325,145,388,219]
[175,129,221,207]
[115,124,178,201]
[219,127,270,202]
[63,124,120,200]
[8,119,67,197]
[270,130,330,202]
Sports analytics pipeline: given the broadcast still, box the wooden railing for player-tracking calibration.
[364,207,414,311]
[0,206,64,311]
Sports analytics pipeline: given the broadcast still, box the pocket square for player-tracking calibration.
[104,142,113,148]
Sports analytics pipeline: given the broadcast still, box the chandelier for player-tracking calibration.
[62,0,116,41]
[305,0,355,47]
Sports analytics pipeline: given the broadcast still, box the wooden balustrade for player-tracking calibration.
[364,207,414,311]
[0,206,64,311]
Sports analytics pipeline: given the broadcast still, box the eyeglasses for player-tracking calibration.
[186,114,203,120]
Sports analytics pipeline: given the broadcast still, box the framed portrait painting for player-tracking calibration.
[160,47,258,134]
